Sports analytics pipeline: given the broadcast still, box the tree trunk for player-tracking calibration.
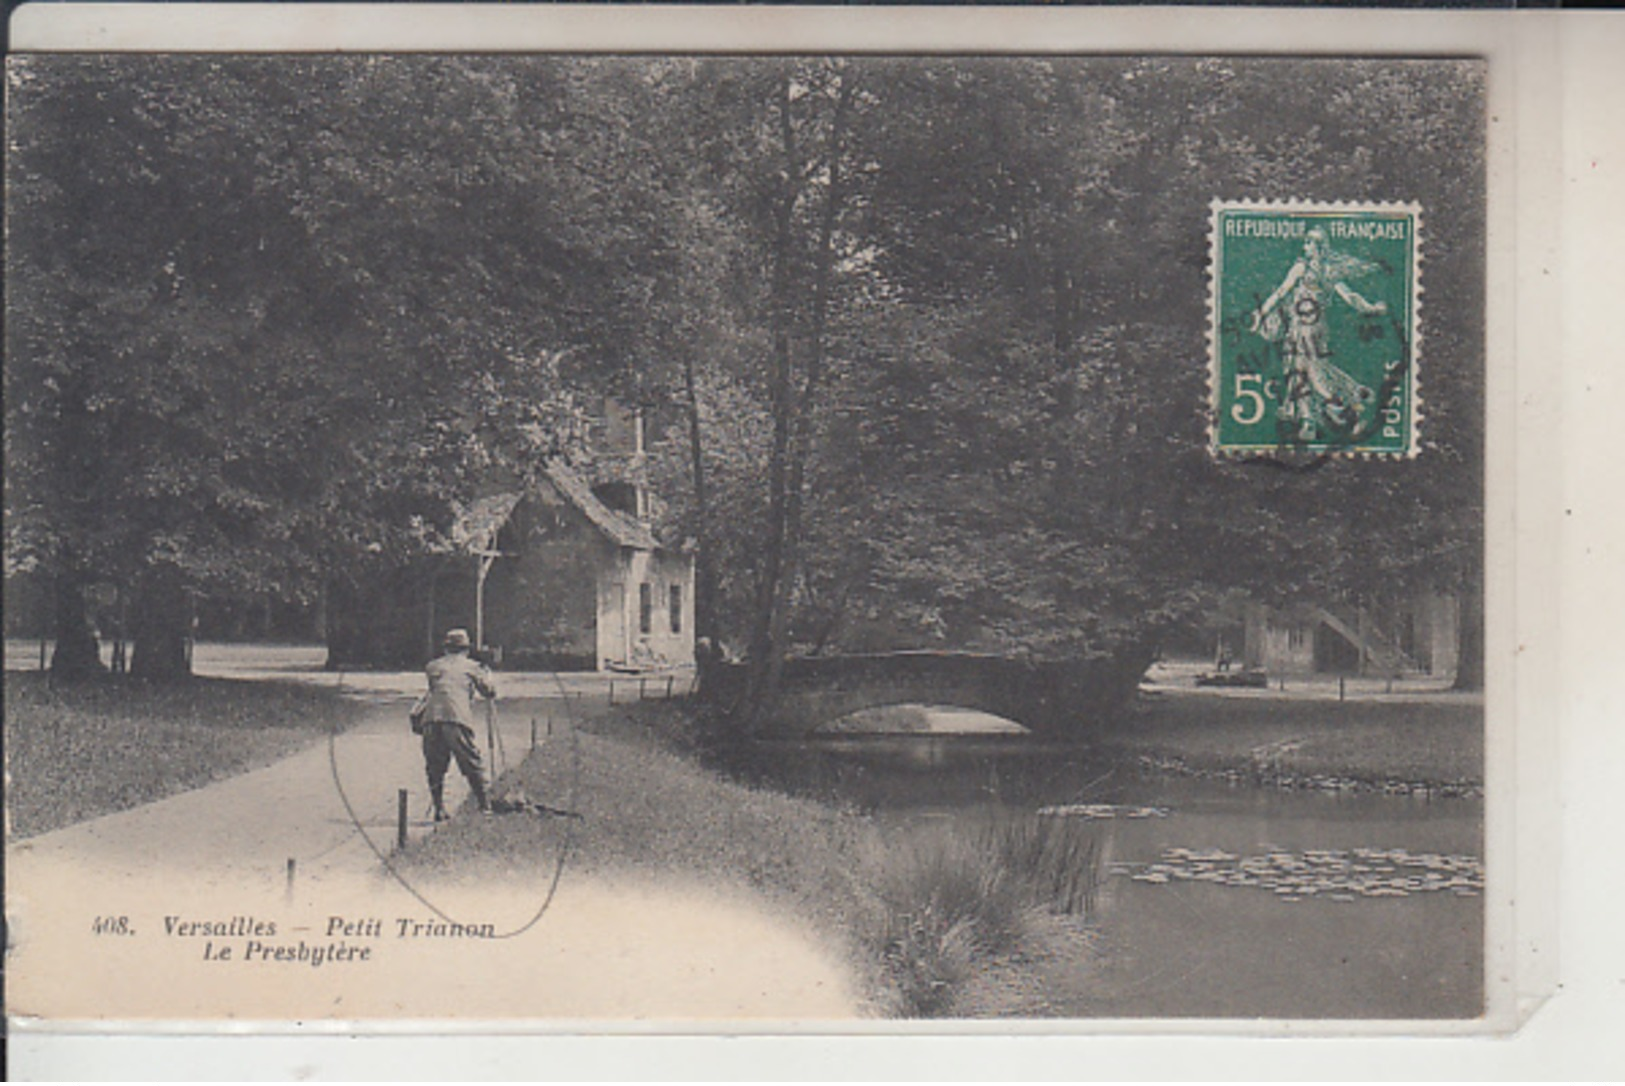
[324,570,392,670]
[49,369,106,680]
[776,70,852,658]
[323,574,357,670]
[742,67,856,728]
[130,564,192,681]
[742,72,802,724]
[1451,577,1484,691]
[681,349,722,694]
[49,569,105,680]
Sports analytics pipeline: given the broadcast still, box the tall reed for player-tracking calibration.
[861,809,1101,1016]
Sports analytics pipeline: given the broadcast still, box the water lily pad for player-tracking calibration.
[1113,844,1484,902]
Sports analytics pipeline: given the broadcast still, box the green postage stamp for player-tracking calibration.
[1209,200,1422,458]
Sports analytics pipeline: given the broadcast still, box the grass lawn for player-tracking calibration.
[1110,690,1484,788]
[4,672,368,838]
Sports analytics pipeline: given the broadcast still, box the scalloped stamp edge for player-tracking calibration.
[1206,197,1424,461]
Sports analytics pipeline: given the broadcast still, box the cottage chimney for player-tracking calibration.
[602,398,645,459]
[591,397,650,523]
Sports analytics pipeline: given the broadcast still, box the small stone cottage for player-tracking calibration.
[437,460,695,671]
[324,401,695,672]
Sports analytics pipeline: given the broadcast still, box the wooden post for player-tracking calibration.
[608,680,615,705]
[1339,676,1346,701]
[547,716,553,737]
[44,575,55,674]
[639,677,647,701]
[114,589,129,674]
[425,565,440,664]
[474,551,499,652]
[185,590,198,669]
[397,789,409,850]
[666,676,675,700]
[530,717,538,751]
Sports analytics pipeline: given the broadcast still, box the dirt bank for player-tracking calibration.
[1105,688,1484,796]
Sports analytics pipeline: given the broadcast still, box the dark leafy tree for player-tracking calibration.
[6,56,664,677]
[8,54,1484,701]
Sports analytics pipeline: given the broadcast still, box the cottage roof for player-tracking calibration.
[450,461,659,554]
[541,460,659,550]
[450,492,524,553]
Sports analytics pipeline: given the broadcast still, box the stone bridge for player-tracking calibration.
[707,650,1149,739]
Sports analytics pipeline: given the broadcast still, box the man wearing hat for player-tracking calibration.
[420,627,496,819]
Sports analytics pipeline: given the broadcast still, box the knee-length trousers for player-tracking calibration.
[422,722,484,789]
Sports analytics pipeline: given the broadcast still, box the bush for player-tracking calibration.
[858,812,1101,1016]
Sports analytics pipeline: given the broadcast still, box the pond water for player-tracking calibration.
[740,733,1483,1020]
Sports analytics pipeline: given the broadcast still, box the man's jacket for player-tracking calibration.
[422,652,497,727]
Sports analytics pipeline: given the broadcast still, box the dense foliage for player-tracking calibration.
[6,55,1484,690]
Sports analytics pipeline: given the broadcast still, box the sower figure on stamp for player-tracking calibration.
[420,627,496,819]
[1250,227,1387,441]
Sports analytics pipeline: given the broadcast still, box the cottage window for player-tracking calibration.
[669,584,682,635]
[639,582,653,635]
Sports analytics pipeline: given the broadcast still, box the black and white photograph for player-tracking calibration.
[2,12,1522,1036]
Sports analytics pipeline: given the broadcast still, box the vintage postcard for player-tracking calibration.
[5,5,1581,1073]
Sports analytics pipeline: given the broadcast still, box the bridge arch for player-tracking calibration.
[708,650,1148,739]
